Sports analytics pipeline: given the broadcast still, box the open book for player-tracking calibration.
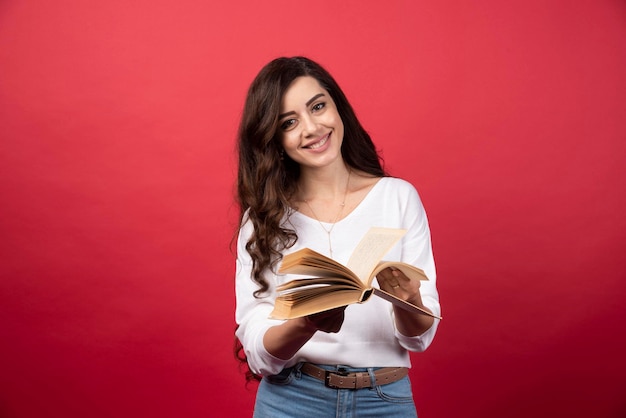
[270,227,441,320]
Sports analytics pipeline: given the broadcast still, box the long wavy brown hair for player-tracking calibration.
[234,56,387,381]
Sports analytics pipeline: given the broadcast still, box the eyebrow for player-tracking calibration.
[279,93,326,120]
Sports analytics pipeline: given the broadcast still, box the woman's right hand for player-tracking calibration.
[304,306,346,333]
[263,306,346,360]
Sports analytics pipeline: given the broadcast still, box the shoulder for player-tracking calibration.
[375,177,426,216]
[377,177,420,196]
[350,172,416,194]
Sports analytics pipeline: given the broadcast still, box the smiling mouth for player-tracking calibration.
[305,133,330,149]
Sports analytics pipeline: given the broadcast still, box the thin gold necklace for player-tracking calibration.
[303,170,351,258]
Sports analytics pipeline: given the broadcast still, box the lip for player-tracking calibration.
[303,132,331,151]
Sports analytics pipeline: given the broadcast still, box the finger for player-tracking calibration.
[378,276,398,290]
[384,279,401,290]
[390,267,410,282]
[387,270,402,286]
[377,269,392,281]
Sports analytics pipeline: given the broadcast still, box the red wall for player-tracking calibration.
[1,1,625,417]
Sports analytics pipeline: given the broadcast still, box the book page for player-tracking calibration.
[371,261,428,282]
[280,248,357,280]
[270,288,362,319]
[346,227,407,285]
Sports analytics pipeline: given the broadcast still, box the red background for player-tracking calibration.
[1,1,625,417]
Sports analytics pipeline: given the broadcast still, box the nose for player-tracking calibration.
[300,114,318,137]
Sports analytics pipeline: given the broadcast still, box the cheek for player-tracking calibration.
[333,116,345,141]
[329,110,344,134]
[281,133,297,150]
[338,118,345,135]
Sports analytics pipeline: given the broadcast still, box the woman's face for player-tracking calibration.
[278,76,344,170]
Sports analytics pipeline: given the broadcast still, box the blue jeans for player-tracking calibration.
[253,364,418,418]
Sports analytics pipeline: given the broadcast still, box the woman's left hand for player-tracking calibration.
[377,267,421,305]
[377,267,434,336]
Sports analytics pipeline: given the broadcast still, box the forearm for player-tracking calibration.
[263,317,317,360]
[393,294,435,337]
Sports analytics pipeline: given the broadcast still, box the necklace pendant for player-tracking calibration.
[327,234,333,258]
[302,169,351,260]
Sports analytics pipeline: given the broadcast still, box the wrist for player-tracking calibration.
[406,295,424,309]
[299,316,319,334]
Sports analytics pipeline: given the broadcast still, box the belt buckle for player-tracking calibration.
[324,368,350,389]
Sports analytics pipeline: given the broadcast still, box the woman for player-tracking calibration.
[234,56,441,417]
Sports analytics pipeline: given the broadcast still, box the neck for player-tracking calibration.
[298,164,352,202]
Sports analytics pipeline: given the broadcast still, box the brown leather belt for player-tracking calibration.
[300,363,408,389]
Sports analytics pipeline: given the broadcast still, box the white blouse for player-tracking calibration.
[235,177,441,376]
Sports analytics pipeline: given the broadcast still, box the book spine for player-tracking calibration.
[371,288,442,319]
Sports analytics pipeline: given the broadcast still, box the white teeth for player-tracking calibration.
[308,136,328,149]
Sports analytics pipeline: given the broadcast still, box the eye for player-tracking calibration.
[311,102,326,112]
[280,118,296,131]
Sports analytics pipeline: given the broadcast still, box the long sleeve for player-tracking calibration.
[392,183,441,351]
[234,218,292,376]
